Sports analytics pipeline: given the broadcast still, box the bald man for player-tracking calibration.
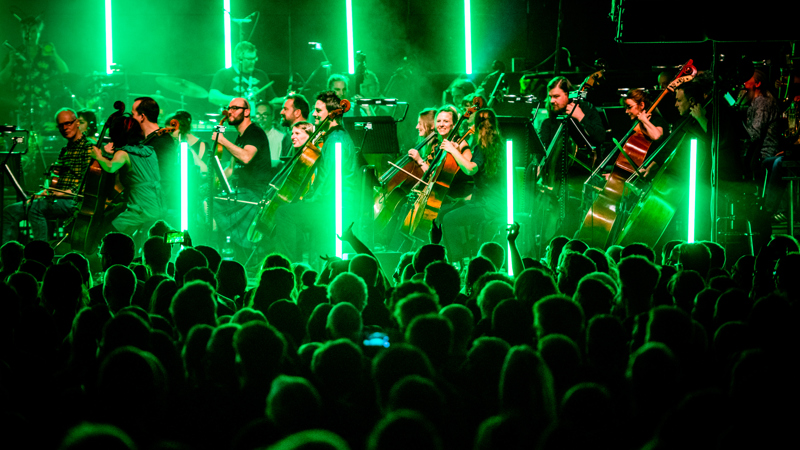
[210,97,271,260]
[2,108,93,244]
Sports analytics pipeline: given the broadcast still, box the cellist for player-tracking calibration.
[270,90,356,263]
[441,108,506,261]
[89,115,163,239]
[622,89,669,179]
[538,77,606,155]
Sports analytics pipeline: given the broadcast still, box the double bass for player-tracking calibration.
[401,101,482,240]
[246,99,351,242]
[68,101,127,253]
[577,60,697,248]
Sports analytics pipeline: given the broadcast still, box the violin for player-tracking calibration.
[246,99,351,242]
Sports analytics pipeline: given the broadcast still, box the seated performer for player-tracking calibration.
[407,105,473,200]
[209,41,277,107]
[279,93,311,159]
[622,88,669,179]
[77,110,98,141]
[210,97,271,260]
[441,108,506,261]
[270,91,355,263]
[90,115,163,239]
[2,108,92,244]
[290,121,315,150]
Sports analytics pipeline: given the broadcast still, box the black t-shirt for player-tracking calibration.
[539,100,607,150]
[233,123,271,191]
[146,132,178,209]
[210,67,277,102]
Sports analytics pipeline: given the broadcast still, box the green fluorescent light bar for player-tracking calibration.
[688,138,697,243]
[180,142,189,233]
[464,0,472,74]
[105,0,113,74]
[224,0,232,68]
[346,0,355,74]
[335,142,344,257]
[506,140,514,276]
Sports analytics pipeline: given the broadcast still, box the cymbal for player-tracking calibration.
[156,76,209,98]
[127,92,178,104]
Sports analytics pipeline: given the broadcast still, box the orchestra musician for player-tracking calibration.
[538,76,606,153]
[269,91,355,263]
[209,41,277,107]
[441,108,506,261]
[132,97,178,226]
[210,97,271,259]
[290,121,315,151]
[89,115,163,239]
[2,108,92,244]
[0,15,69,129]
[622,89,669,179]
[77,110,98,142]
[279,93,311,159]
[254,101,286,168]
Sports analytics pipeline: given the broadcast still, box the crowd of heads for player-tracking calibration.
[1,220,797,449]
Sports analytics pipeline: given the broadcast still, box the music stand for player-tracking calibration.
[343,116,399,155]
[1,131,29,237]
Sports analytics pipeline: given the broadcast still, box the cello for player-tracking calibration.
[246,99,351,242]
[577,60,697,248]
[400,101,482,241]
[373,131,437,232]
[68,101,126,253]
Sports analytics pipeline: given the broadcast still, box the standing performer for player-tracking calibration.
[279,93,311,158]
[2,108,92,244]
[0,15,69,129]
[90,116,163,239]
[210,97,271,260]
[132,97,178,226]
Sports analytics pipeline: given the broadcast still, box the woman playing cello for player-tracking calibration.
[622,89,669,179]
[441,108,505,261]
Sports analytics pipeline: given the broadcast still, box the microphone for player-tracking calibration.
[3,40,26,62]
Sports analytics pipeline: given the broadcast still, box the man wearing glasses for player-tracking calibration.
[210,97,271,260]
[254,101,285,167]
[209,41,277,107]
[2,108,92,244]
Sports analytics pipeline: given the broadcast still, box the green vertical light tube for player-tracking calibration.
[105,0,113,74]
[688,138,697,243]
[335,142,343,257]
[346,0,355,74]
[224,0,232,68]
[180,141,189,233]
[464,0,472,74]
[506,140,514,276]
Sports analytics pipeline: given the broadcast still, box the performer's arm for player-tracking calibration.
[91,144,129,173]
[42,43,68,74]
[209,89,234,108]
[213,132,257,164]
[637,112,664,141]
[441,140,476,175]
[0,53,16,83]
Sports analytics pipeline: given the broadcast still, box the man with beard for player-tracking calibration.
[278,93,310,158]
[210,97,270,260]
[209,41,277,107]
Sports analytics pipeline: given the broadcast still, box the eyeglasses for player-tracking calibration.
[241,56,258,62]
[227,106,247,111]
[57,119,77,129]
[255,113,270,117]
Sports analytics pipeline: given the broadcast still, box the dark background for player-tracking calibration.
[1,0,795,127]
